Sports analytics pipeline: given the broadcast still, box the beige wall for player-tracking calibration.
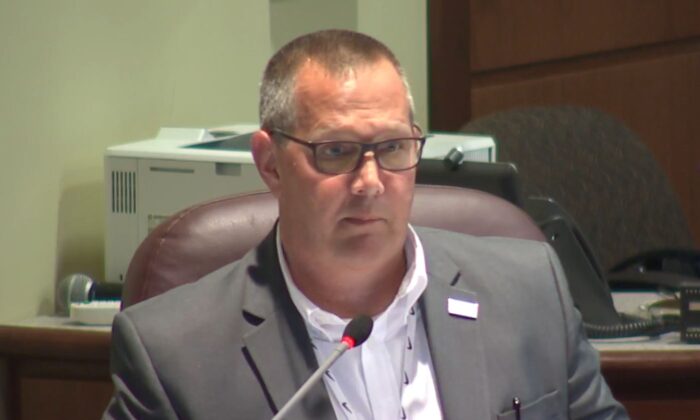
[0,1,427,322]
[268,0,428,127]
[357,0,428,128]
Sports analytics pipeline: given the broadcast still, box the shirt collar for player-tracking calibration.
[276,225,428,343]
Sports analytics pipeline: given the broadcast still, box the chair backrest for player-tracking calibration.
[462,106,694,270]
[122,184,545,307]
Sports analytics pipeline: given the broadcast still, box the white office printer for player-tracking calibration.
[104,124,495,283]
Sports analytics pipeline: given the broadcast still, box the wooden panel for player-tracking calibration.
[17,358,110,381]
[470,0,700,71]
[428,0,471,130]
[19,378,112,420]
[471,46,700,243]
[0,326,112,419]
[622,401,700,420]
[0,326,110,362]
[600,350,700,419]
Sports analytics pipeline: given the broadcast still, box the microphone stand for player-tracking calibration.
[271,341,350,420]
[271,315,372,419]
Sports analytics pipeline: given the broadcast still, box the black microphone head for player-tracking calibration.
[343,315,373,347]
[443,146,464,170]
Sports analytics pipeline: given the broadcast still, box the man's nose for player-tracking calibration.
[350,152,385,196]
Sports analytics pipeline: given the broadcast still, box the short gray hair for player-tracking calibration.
[259,29,415,132]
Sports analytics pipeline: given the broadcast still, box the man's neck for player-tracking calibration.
[284,247,407,319]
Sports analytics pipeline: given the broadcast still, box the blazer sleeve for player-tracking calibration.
[102,311,179,420]
[543,244,629,420]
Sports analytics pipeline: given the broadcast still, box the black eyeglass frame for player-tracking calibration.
[267,127,429,175]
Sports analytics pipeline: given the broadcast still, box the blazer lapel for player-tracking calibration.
[243,312,335,419]
[240,230,335,420]
[421,245,491,419]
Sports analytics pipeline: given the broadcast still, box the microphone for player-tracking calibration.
[272,315,373,420]
[56,273,122,315]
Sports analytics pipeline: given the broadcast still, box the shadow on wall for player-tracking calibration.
[52,180,105,314]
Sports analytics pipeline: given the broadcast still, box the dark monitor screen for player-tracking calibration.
[416,159,523,207]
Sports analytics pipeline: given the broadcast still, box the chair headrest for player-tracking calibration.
[123,184,544,307]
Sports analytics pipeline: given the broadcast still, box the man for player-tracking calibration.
[104,30,628,419]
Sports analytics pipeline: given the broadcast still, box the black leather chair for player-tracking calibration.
[462,106,698,286]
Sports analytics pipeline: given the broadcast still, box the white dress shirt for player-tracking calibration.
[277,225,443,419]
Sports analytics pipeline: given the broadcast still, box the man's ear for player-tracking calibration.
[251,130,281,196]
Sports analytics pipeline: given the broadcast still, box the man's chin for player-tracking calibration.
[334,230,403,258]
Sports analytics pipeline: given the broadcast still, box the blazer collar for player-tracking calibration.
[240,229,335,420]
[421,234,491,419]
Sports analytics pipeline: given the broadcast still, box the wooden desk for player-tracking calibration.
[0,318,112,420]
[2,318,700,420]
[593,291,700,419]
[594,333,700,420]
[601,349,700,419]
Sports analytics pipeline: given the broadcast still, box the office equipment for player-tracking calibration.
[416,159,522,207]
[105,124,261,284]
[682,284,700,344]
[104,127,495,284]
[526,198,623,325]
[525,196,691,339]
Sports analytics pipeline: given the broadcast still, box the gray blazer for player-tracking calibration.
[103,227,628,419]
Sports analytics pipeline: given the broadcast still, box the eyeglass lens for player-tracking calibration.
[315,139,422,174]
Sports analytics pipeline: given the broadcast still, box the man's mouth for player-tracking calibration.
[342,216,383,225]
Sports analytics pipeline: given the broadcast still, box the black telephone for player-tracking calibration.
[525,197,700,339]
[608,248,700,290]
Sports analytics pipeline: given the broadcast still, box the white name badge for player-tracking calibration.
[447,297,479,319]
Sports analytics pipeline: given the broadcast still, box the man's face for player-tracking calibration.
[262,58,416,267]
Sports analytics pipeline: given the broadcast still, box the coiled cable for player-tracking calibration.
[584,313,681,339]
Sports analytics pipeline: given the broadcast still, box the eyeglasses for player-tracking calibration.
[268,128,427,175]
